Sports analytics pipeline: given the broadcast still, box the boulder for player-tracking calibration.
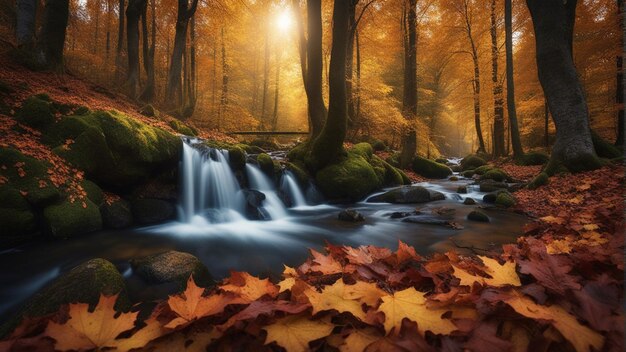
[81,179,104,206]
[242,189,268,220]
[0,186,37,238]
[449,176,459,181]
[15,95,55,130]
[131,198,176,225]
[389,212,413,219]
[316,154,382,201]
[457,185,467,194]
[130,251,213,287]
[495,192,516,208]
[227,147,247,172]
[451,165,462,172]
[368,186,445,204]
[460,155,487,171]
[411,156,453,179]
[0,147,60,206]
[462,170,475,178]
[402,215,452,226]
[463,197,476,205]
[43,198,102,238]
[479,180,509,193]
[257,153,275,177]
[481,168,510,182]
[473,165,493,175]
[528,172,549,190]
[100,199,133,229]
[351,143,374,159]
[0,258,128,338]
[338,209,365,222]
[467,210,489,222]
[169,119,198,136]
[139,104,157,117]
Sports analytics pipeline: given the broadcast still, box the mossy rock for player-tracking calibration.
[473,165,493,175]
[591,131,622,159]
[285,162,310,188]
[481,168,510,182]
[0,147,60,206]
[370,139,386,152]
[385,152,400,168]
[517,152,549,166]
[528,172,549,190]
[411,156,452,179]
[139,104,157,117]
[495,192,516,208]
[227,147,246,172]
[74,106,90,115]
[43,198,102,238]
[169,119,198,136]
[479,181,509,193]
[462,170,475,178]
[467,210,489,222]
[43,110,181,188]
[81,179,104,206]
[457,185,467,194]
[351,143,374,160]
[435,158,448,164]
[257,153,274,176]
[287,142,310,163]
[0,258,128,339]
[15,95,55,130]
[316,154,381,201]
[235,143,264,155]
[100,199,133,229]
[371,155,404,186]
[130,251,213,289]
[0,186,37,237]
[461,155,487,171]
[368,186,444,204]
[250,139,279,151]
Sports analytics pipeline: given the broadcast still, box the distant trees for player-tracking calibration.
[125,0,145,98]
[504,0,524,158]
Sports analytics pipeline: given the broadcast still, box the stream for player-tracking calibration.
[0,139,527,321]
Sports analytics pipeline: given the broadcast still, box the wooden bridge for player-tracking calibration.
[227,131,310,136]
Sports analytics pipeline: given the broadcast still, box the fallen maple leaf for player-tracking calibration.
[45,294,137,351]
[339,328,381,352]
[304,279,379,321]
[453,256,521,287]
[221,271,279,302]
[308,249,343,274]
[263,315,334,352]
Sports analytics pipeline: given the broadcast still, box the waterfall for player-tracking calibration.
[245,164,288,219]
[281,171,308,207]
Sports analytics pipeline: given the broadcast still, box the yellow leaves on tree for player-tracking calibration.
[45,294,137,351]
[452,256,521,287]
[378,287,456,336]
[263,315,334,352]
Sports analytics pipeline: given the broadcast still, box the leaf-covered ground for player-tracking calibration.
[1,163,623,352]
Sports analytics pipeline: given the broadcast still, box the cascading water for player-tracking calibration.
[245,164,288,219]
[280,171,308,207]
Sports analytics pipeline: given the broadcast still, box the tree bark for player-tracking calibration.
[125,0,144,98]
[491,0,505,157]
[544,98,550,148]
[615,0,624,146]
[526,0,602,173]
[139,0,155,102]
[38,0,70,71]
[399,0,418,168]
[16,0,37,49]
[505,0,524,157]
[346,0,358,127]
[305,0,327,138]
[115,0,125,81]
[310,0,350,169]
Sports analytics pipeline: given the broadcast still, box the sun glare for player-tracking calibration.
[276,9,293,32]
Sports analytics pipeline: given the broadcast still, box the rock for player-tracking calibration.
[483,192,499,203]
[411,156,453,179]
[495,192,516,208]
[169,119,198,136]
[316,154,382,201]
[451,165,462,172]
[370,154,407,186]
[370,139,386,152]
[467,210,489,222]
[242,189,268,220]
[457,185,467,194]
[338,209,365,222]
[250,138,279,151]
[351,143,374,159]
[15,95,55,130]
[227,147,247,172]
[100,199,133,229]
[130,251,213,287]
[463,197,476,205]
[131,198,176,225]
[481,168,510,182]
[0,258,128,338]
[402,215,461,229]
[0,186,37,238]
[44,198,102,238]
[368,186,445,204]
[435,158,448,164]
[462,170,475,178]
[389,212,413,219]
[81,179,104,206]
[460,155,487,171]
[479,180,509,193]
[257,153,275,176]
[0,147,60,206]
[528,172,549,190]
[449,176,459,181]
[473,165,493,175]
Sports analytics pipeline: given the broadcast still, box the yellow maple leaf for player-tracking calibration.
[378,287,456,336]
[546,239,573,254]
[309,249,343,274]
[339,328,381,352]
[45,294,137,351]
[112,316,165,351]
[452,256,521,287]
[304,279,376,321]
[505,291,603,352]
[278,277,296,293]
[221,271,279,302]
[264,315,334,352]
[541,216,565,224]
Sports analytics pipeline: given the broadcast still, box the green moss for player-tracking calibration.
[495,192,516,208]
[43,198,102,238]
[316,154,382,201]
[468,210,489,222]
[169,119,198,136]
[81,179,104,206]
[351,143,374,160]
[385,152,400,168]
[287,142,310,163]
[411,156,452,179]
[435,158,448,164]
[0,186,36,237]
[257,153,274,176]
[139,104,157,117]
[74,106,90,115]
[460,155,487,171]
[250,138,279,151]
[15,95,55,130]
[482,168,510,182]
[473,165,493,175]
[517,152,549,166]
[227,147,246,172]
[0,258,128,339]
[463,170,475,178]
[0,147,60,206]
[370,139,386,152]
[398,169,411,185]
[528,172,549,190]
[235,143,264,154]
[591,131,621,159]
[545,152,604,176]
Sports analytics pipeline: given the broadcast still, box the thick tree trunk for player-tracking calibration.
[355,29,362,128]
[306,0,327,138]
[399,0,418,168]
[38,0,70,71]
[115,0,125,81]
[310,0,350,169]
[346,0,358,127]
[17,0,37,49]
[545,99,550,148]
[615,0,624,146]
[491,0,505,157]
[505,0,524,157]
[139,0,155,102]
[125,0,144,98]
[188,15,197,113]
[527,0,602,173]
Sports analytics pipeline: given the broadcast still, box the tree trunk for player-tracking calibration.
[544,98,550,148]
[310,0,350,169]
[491,0,505,157]
[272,48,282,132]
[346,0,358,127]
[38,0,70,71]
[355,29,362,129]
[615,0,624,146]
[505,0,524,157]
[527,0,601,173]
[139,0,155,102]
[125,0,144,98]
[187,15,197,114]
[16,0,37,49]
[305,0,327,138]
[165,0,199,110]
[399,0,418,168]
[115,0,125,81]
[261,24,270,130]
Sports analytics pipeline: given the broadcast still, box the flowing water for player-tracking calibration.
[0,139,528,320]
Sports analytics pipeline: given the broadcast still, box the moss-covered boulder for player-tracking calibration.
[250,139,279,151]
[481,168,510,182]
[43,110,181,188]
[227,146,247,172]
[0,258,129,339]
[81,179,104,206]
[479,180,509,193]
[462,170,475,178]
[15,95,55,130]
[461,155,487,171]
[528,172,549,190]
[43,198,102,238]
[100,199,133,229]
[495,192,516,208]
[0,186,37,238]
[131,198,176,225]
[351,143,374,160]
[316,154,381,201]
[411,156,452,179]
[368,185,445,204]
[130,251,213,288]
[473,165,493,175]
[468,210,489,222]
[517,152,550,166]
[257,153,275,177]
[169,119,198,136]
[0,148,61,206]
[385,152,400,168]
[463,197,476,205]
